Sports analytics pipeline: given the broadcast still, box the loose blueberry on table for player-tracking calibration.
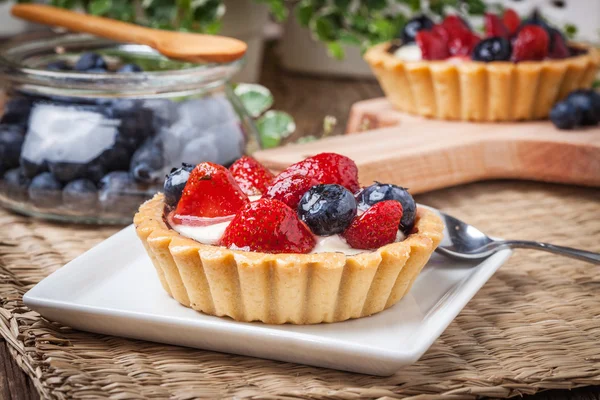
[164,153,418,254]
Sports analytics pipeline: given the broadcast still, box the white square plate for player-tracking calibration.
[24,225,511,376]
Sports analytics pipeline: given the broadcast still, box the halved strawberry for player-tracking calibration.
[343,201,403,250]
[274,152,360,193]
[416,30,450,60]
[221,198,315,254]
[174,162,249,219]
[548,29,571,59]
[484,13,509,38]
[264,174,320,209]
[512,25,549,61]
[229,156,274,196]
[502,8,520,36]
[448,30,480,56]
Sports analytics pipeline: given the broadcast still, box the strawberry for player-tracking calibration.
[343,201,403,250]
[174,162,249,219]
[274,152,360,193]
[264,174,320,209]
[484,13,509,39]
[229,156,274,196]
[448,30,480,56]
[512,25,549,61]
[502,8,520,36]
[416,31,450,60]
[432,15,470,43]
[221,198,315,254]
[548,29,571,59]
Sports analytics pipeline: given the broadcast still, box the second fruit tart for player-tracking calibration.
[365,9,600,122]
[135,153,444,324]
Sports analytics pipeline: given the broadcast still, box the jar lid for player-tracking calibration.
[0,33,244,96]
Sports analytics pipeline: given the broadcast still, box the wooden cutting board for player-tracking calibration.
[253,98,600,194]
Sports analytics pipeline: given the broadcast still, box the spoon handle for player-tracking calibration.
[12,4,157,47]
[499,240,600,264]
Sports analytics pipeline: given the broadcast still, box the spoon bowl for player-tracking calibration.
[425,206,600,264]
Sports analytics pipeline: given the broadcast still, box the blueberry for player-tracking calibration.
[1,168,30,201]
[298,184,357,236]
[86,161,107,183]
[20,157,48,178]
[401,15,434,43]
[357,182,416,234]
[63,179,98,210]
[117,63,143,73]
[28,172,63,208]
[130,137,165,183]
[1,97,33,125]
[99,171,151,215]
[74,52,107,72]
[98,143,133,171]
[48,162,88,183]
[163,163,194,208]
[472,37,512,62]
[0,125,25,172]
[46,60,70,71]
[566,90,600,126]
[550,101,582,130]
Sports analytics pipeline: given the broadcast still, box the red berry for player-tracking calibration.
[174,162,249,219]
[484,13,509,38]
[548,30,571,59]
[416,30,450,60]
[229,156,274,196]
[264,174,320,209]
[274,152,360,193]
[221,198,315,254]
[343,201,403,250]
[448,30,480,56]
[512,25,549,61]
[432,15,470,43]
[502,8,520,36]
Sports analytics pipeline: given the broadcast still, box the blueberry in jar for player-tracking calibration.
[75,52,107,72]
[63,179,98,210]
[1,168,31,201]
[472,37,512,62]
[550,101,582,130]
[163,163,194,208]
[0,97,33,125]
[46,60,71,71]
[48,162,89,183]
[297,184,357,236]
[566,90,600,126]
[20,158,48,179]
[28,172,63,208]
[401,15,434,44]
[357,182,417,234]
[117,63,143,73]
[0,125,25,173]
[130,137,165,183]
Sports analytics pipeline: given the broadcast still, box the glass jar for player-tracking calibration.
[0,33,259,224]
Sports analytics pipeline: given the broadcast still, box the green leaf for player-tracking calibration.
[89,0,111,15]
[234,83,274,118]
[295,1,314,26]
[326,41,344,59]
[593,80,600,89]
[564,23,578,40]
[311,14,339,42]
[256,111,296,149]
[295,135,319,144]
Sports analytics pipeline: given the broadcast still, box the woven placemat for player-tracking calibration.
[1,180,599,399]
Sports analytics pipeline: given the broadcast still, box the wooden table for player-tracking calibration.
[1,43,599,400]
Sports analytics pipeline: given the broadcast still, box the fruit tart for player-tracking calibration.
[364,9,600,122]
[134,153,443,324]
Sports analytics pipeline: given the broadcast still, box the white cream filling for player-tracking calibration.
[172,220,406,255]
[393,43,422,61]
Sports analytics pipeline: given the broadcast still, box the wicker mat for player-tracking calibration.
[1,180,599,399]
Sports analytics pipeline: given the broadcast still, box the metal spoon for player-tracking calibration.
[429,208,600,264]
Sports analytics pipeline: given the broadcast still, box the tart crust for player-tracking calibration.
[364,42,600,121]
[134,194,444,324]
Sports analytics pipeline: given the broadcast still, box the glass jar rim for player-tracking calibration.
[0,32,244,94]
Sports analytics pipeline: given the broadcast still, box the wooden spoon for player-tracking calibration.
[11,3,247,63]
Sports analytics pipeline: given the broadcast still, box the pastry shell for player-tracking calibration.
[364,42,600,121]
[134,194,444,324]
